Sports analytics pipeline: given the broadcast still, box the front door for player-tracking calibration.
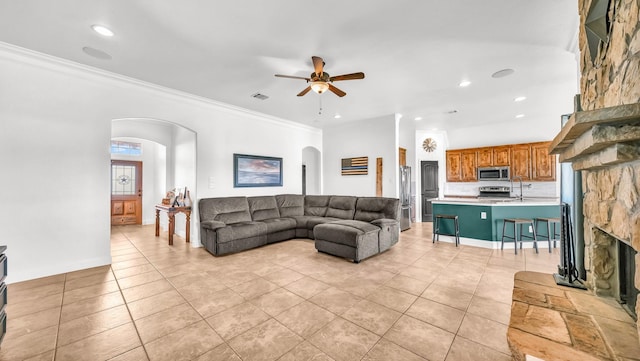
[111,160,142,225]
[421,161,439,222]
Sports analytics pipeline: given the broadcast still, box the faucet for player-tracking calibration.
[511,176,523,200]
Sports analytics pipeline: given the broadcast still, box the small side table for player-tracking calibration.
[155,205,191,245]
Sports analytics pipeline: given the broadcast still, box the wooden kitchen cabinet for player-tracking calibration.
[511,144,532,180]
[446,151,462,182]
[476,147,493,167]
[531,141,556,181]
[446,141,555,183]
[493,146,511,166]
[461,150,478,181]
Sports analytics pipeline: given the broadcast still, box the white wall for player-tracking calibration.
[445,117,562,149]
[0,44,322,283]
[323,115,397,197]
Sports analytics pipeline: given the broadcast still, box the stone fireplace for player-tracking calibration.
[506,1,640,358]
[551,0,640,341]
[582,161,640,328]
[571,0,640,340]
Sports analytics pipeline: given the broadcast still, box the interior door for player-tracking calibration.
[111,160,142,225]
[421,161,439,222]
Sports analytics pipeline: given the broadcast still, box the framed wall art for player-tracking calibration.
[233,154,283,187]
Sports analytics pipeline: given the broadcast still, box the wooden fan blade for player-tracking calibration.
[330,72,365,82]
[312,56,324,76]
[328,84,346,97]
[297,86,312,97]
[275,74,311,81]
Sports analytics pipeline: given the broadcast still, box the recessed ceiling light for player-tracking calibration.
[91,24,114,37]
[514,96,527,102]
[414,117,422,121]
[459,80,471,87]
[515,114,525,118]
[82,46,112,60]
[492,69,515,78]
[432,128,438,131]
[334,114,341,119]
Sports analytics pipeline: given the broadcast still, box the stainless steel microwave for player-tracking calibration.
[478,166,510,181]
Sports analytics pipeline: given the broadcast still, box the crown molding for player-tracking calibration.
[0,41,321,135]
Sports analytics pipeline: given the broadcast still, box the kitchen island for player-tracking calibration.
[431,197,560,248]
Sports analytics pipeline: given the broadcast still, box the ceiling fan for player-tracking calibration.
[275,56,365,97]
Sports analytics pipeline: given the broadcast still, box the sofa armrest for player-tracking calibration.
[371,218,398,229]
[201,220,227,231]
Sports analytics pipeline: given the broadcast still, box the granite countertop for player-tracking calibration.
[430,197,560,206]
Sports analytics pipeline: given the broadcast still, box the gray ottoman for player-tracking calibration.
[313,220,381,263]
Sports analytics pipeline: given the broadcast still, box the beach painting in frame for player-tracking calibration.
[234,154,283,187]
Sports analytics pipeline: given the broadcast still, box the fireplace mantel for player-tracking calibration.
[549,103,640,170]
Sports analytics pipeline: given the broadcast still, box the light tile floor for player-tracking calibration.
[1,222,559,361]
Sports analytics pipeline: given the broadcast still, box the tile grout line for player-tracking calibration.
[51,273,67,361]
[107,229,153,361]
[117,228,241,361]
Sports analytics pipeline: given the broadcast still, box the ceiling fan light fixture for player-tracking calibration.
[310,81,329,94]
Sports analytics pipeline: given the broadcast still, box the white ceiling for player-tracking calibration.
[0,0,580,130]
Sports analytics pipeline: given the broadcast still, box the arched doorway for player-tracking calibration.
[111,118,197,244]
[302,146,321,195]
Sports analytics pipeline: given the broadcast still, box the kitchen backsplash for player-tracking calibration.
[444,180,559,198]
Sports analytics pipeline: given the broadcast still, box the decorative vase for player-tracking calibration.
[184,190,192,207]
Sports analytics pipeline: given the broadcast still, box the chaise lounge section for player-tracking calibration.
[199,194,400,262]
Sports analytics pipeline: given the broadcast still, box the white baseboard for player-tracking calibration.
[7,255,112,284]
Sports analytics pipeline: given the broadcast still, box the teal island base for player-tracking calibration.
[431,198,560,250]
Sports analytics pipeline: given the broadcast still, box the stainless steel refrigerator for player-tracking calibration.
[399,166,412,231]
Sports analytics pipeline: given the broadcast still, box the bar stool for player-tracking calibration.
[535,217,560,253]
[501,218,537,254]
[433,214,460,247]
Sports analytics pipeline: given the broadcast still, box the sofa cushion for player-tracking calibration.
[304,195,331,216]
[248,196,280,221]
[292,215,340,230]
[261,218,296,233]
[216,221,268,244]
[314,220,380,248]
[276,194,304,217]
[199,197,251,224]
[354,197,400,222]
[326,196,357,219]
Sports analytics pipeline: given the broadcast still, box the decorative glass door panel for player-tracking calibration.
[111,160,142,225]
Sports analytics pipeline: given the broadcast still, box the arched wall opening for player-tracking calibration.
[111,118,197,242]
[302,146,321,195]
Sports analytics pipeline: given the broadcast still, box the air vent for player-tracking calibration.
[251,93,269,100]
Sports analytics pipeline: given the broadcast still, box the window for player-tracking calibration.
[110,140,142,156]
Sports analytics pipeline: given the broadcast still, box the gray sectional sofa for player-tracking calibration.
[199,194,400,263]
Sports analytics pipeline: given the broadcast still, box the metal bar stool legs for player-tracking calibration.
[535,217,560,253]
[501,218,538,254]
[433,214,460,247]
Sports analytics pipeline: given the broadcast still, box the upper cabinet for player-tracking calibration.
[446,151,462,182]
[477,147,493,167]
[493,146,511,166]
[531,141,556,181]
[511,144,532,180]
[461,150,478,181]
[445,141,555,182]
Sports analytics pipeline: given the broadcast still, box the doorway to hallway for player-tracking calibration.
[421,161,439,222]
